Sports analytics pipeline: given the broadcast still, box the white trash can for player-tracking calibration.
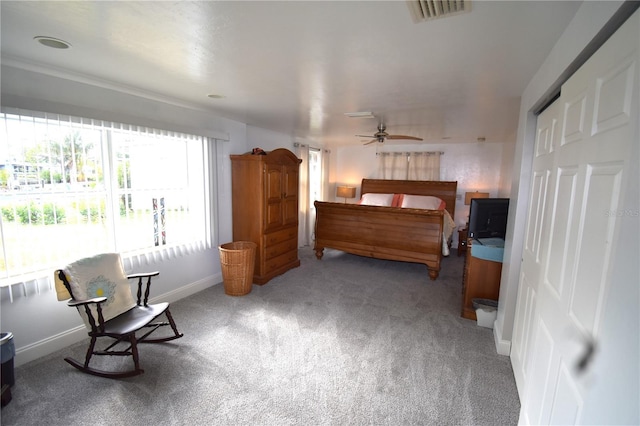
[472,299,498,329]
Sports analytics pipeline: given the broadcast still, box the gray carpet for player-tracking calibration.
[1,248,520,425]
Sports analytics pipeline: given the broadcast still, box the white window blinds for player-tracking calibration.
[0,108,213,288]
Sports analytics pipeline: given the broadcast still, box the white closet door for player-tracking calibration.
[510,96,560,397]
[513,10,639,425]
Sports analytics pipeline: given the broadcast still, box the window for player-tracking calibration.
[0,108,212,286]
[377,151,443,180]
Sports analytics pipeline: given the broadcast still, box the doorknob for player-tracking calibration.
[576,335,597,374]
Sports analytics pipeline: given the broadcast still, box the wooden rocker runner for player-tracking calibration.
[55,253,183,378]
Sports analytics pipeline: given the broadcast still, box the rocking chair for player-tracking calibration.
[55,253,183,378]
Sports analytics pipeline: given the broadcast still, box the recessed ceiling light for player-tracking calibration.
[34,36,71,49]
[207,94,225,99]
[344,111,375,119]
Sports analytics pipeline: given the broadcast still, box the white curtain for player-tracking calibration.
[311,148,331,245]
[294,143,311,247]
[377,152,409,179]
[294,144,330,247]
[408,151,442,180]
[320,148,331,202]
[378,151,442,181]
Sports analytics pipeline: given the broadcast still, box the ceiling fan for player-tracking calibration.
[357,123,423,145]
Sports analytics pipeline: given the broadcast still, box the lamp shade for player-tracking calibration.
[464,191,490,205]
[336,186,356,199]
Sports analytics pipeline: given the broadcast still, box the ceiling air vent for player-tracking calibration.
[406,0,471,23]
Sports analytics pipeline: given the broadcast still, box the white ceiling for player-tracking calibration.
[0,1,582,147]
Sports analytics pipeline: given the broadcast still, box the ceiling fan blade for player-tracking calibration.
[386,135,423,141]
[356,134,375,138]
[363,139,378,145]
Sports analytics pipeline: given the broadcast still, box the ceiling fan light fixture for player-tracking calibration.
[34,36,71,49]
[359,123,423,145]
[344,111,375,119]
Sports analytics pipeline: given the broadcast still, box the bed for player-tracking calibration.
[313,179,457,280]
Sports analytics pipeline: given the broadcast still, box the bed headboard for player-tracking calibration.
[360,179,458,219]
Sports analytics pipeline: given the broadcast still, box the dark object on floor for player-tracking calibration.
[0,332,15,390]
[1,384,11,407]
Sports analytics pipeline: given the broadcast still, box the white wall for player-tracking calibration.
[0,64,297,366]
[334,141,514,246]
[247,125,297,152]
[494,1,628,356]
[498,141,515,198]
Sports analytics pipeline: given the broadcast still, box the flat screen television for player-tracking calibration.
[468,198,510,239]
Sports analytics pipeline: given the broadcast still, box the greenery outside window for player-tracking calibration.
[0,108,212,286]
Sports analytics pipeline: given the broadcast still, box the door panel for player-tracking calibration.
[514,279,536,381]
[524,170,550,261]
[265,165,282,200]
[561,92,587,146]
[548,365,582,425]
[514,10,638,425]
[570,164,623,334]
[511,96,560,392]
[544,167,578,298]
[264,165,283,231]
[592,54,635,135]
[283,165,299,226]
[525,318,556,425]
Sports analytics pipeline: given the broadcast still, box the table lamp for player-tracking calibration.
[464,191,490,205]
[336,186,356,203]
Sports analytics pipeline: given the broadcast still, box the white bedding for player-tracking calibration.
[442,210,456,256]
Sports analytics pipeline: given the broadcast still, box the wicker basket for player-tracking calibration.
[218,241,257,296]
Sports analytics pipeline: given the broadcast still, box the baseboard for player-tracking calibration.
[493,319,512,356]
[13,274,220,367]
[14,326,87,367]
[149,273,221,304]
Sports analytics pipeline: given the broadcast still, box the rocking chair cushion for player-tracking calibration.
[64,253,136,329]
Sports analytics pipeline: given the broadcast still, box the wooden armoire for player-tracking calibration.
[230,148,302,284]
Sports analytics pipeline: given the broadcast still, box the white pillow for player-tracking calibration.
[64,253,136,328]
[400,194,445,210]
[359,193,395,206]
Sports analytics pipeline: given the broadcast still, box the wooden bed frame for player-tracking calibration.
[313,179,458,280]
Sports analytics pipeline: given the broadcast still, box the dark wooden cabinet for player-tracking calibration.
[461,239,503,320]
[230,148,302,284]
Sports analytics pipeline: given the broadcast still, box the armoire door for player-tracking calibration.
[512,10,638,425]
[282,164,299,226]
[264,163,283,232]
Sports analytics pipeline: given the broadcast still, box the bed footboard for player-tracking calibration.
[313,201,445,280]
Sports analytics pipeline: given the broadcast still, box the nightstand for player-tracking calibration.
[461,237,503,320]
[457,227,468,256]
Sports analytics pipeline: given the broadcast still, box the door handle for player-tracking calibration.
[576,336,596,374]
